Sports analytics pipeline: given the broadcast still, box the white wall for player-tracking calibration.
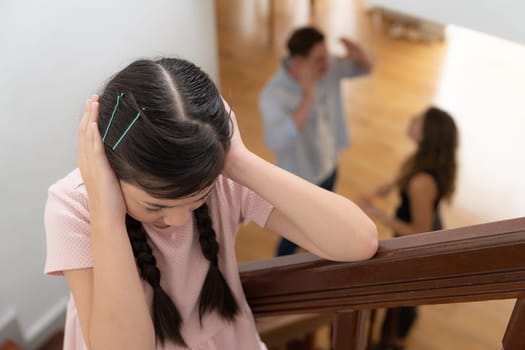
[364,0,525,44]
[434,26,525,223]
[0,0,218,347]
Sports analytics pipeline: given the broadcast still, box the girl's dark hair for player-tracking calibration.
[97,58,238,346]
[397,106,458,200]
[287,26,325,57]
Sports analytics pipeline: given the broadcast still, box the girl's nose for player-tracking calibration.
[161,207,193,227]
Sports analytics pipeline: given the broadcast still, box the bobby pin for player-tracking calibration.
[112,111,141,150]
[102,92,124,141]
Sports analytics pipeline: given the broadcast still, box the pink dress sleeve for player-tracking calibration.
[240,187,274,227]
[44,170,93,276]
[219,176,274,228]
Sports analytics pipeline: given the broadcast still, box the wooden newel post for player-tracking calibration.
[502,297,525,350]
[333,310,369,350]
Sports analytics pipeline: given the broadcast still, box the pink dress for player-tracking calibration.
[44,169,273,350]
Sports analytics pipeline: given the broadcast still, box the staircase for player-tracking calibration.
[241,217,525,349]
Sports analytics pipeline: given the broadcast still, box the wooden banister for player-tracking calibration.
[332,310,368,350]
[240,217,525,348]
[503,298,525,350]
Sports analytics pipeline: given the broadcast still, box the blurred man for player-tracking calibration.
[259,26,372,256]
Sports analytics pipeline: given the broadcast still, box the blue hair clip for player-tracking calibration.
[101,92,142,150]
[112,111,141,150]
[102,92,124,141]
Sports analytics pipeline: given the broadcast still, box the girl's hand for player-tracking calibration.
[221,99,251,180]
[77,95,127,224]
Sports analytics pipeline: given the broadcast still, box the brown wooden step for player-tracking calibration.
[1,341,23,350]
[256,313,333,349]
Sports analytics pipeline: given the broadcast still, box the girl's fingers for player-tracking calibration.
[78,99,93,161]
[78,96,107,186]
[78,96,105,160]
[89,102,104,153]
[91,121,104,154]
[85,119,94,154]
[79,95,98,133]
[78,99,91,134]
[89,101,99,124]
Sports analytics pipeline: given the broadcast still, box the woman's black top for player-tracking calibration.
[394,170,443,235]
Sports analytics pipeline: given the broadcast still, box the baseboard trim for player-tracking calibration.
[26,297,68,350]
[0,309,25,348]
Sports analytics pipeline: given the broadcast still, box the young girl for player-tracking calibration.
[44,58,377,350]
[360,106,458,350]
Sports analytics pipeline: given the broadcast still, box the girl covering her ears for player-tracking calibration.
[359,106,458,350]
[44,58,377,350]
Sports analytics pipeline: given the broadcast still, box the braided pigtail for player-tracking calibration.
[126,215,187,347]
[193,204,239,322]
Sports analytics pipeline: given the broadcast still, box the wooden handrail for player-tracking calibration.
[240,217,525,314]
[241,217,525,349]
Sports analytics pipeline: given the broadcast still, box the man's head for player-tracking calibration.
[287,26,329,79]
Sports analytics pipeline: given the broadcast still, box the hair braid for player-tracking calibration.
[193,204,239,322]
[125,215,187,347]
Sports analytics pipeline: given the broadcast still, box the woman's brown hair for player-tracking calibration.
[396,106,458,200]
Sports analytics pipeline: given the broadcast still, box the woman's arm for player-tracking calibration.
[224,107,378,262]
[362,172,438,236]
[69,96,155,350]
[373,181,396,198]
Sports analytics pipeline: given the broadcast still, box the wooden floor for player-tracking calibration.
[216,0,522,349]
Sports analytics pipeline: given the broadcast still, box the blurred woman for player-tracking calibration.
[360,106,458,350]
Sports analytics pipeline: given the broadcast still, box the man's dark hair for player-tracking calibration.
[287,26,325,57]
